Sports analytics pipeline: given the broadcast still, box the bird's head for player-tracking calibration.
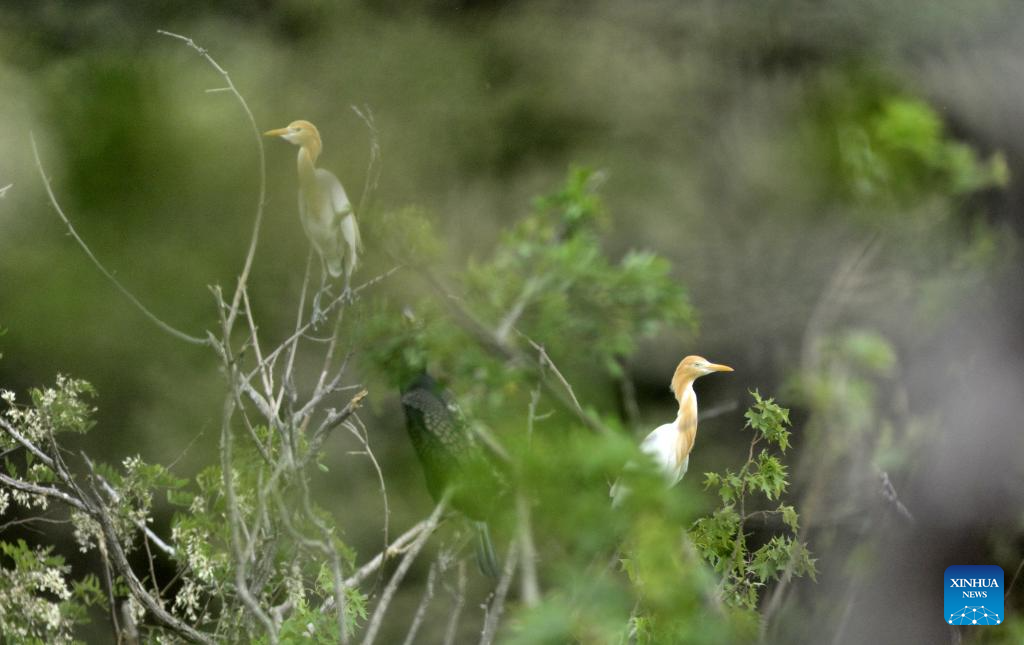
[671,355,733,399]
[264,120,322,160]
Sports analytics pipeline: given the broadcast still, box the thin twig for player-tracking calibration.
[1005,557,1024,599]
[401,557,439,645]
[699,399,739,422]
[0,472,88,511]
[516,494,540,607]
[219,392,278,642]
[346,415,391,583]
[443,561,468,645]
[30,135,208,346]
[0,515,71,532]
[305,390,369,464]
[342,519,433,589]
[495,277,545,344]
[249,265,402,391]
[351,105,382,218]
[96,538,122,643]
[479,541,519,645]
[157,30,268,333]
[92,469,176,557]
[878,471,914,524]
[519,332,585,419]
[359,498,448,645]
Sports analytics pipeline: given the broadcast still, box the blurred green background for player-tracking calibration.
[2,1,1024,642]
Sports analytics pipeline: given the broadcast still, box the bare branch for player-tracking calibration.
[345,415,391,578]
[157,30,268,333]
[219,393,278,642]
[359,497,448,645]
[0,418,56,467]
[305,390,369,464]
[479,541,519,645]
[93,471,177,557]
[416,267,613,435]
[443,561,468,645]
[351,104,382,217]
[342,519,433,589]
[30,134,209,346]
[495,277,546,345]
[516,494,540,608]
[0,472,88,512]
[1006,557,1024,600]
[518,332,585,420]
[878,470,914,524]
[401,557,439,645]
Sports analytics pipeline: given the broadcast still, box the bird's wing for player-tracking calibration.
[400,388,464,450]
[315,168,353,218]
[340,212,362,253]
[637,424,675,467]
[314,168,360,276]
[611,423,681,505]
[638,423,686,483]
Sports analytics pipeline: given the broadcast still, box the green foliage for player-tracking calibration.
[821,87,1008,206]
[372,205,445,267]
[511,391,809,643]
[691,392,816,611]
[465,166,695,378]
[362,166,695,411]
[167,423,365,638]
[0,539,104,644]
[745,389,793,454]
[511,421,754,644]
[1,376,99,506]
[261,585,366,645]
[28,376,97,436]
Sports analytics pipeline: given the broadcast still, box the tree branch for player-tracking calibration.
[30,134,209,347]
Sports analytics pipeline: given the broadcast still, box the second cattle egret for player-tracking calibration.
[611,355,733,506]
[264,120,361,301]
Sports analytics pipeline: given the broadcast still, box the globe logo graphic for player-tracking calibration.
[948,606,1001,625]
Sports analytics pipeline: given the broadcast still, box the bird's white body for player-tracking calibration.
[611,357,731,506]
[637,421,691,486]
[266,120,362,287]
[297,162,360,280]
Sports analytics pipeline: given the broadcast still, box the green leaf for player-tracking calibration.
[779,504,799,532]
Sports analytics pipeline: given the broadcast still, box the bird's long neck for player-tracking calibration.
[296,146,318,188]
[296,145,320,213]
[673,378,699,466]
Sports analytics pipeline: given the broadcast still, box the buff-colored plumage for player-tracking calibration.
[264,120,361,286]
[611,355,733,505]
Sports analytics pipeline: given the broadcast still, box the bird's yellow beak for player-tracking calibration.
[263,127,290,137]
[707,362,734,373]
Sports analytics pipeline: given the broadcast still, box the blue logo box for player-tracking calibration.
[944,565,1004,626]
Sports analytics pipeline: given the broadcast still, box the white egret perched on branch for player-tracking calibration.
[265,120,361,311]
[612,355,733,506]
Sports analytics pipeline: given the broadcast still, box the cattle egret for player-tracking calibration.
[612,355,733,505]
[264,120,361,311]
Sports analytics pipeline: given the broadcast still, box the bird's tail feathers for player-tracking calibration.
[326,256,344,278]
[474,521,500,578]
